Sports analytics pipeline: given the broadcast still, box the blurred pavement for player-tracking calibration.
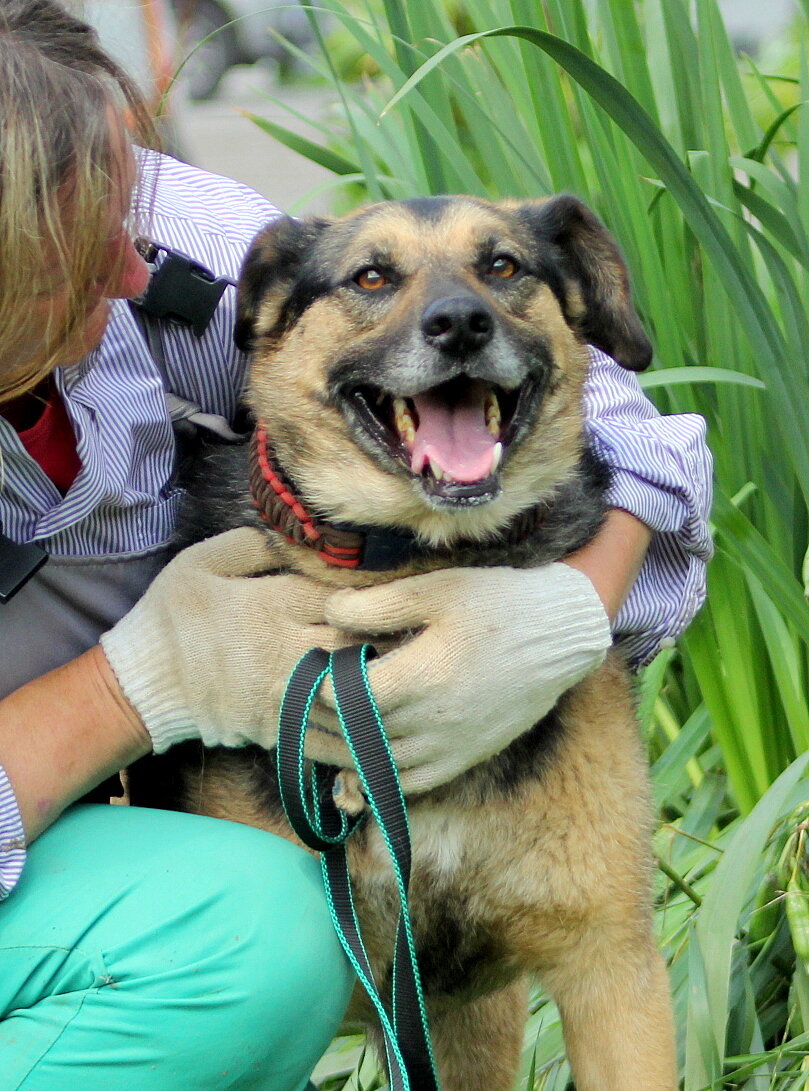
[177,68,340,216]
[175,0,798,217]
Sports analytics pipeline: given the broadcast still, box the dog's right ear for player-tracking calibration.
[515,196,653,371]
[234,215,331,353]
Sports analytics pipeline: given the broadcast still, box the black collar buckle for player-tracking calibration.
[333,523,424,571]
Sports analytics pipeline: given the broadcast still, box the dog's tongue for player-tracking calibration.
[409,385,497,482]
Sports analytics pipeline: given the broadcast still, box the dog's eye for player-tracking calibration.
[488,255,520,279]
[355,267,389,291]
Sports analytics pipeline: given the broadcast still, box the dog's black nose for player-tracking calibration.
[421,296,494,355]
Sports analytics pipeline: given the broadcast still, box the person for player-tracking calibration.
[0,2,713,1088]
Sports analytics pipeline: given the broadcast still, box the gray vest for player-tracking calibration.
[0,546,171,700]
[0,308,241,700]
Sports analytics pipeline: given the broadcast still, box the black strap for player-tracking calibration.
[276,648,361,852]
[276,644,441,1091]
[0,526,48,604]
[128,255,246,487]
[329,647,440,1090]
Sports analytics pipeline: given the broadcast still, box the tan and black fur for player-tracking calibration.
[132,195,677,1090]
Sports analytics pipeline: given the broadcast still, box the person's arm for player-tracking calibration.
[0,645,149,845]
[0,527,360,901]
[563,508,652,622]
[584,346,713,665]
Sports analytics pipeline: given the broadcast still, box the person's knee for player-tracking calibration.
[133,809,355,1032]
[180,822,354,1084]
[216,827,353,1024]
[100,810,354,1069]
[3,808,353,1091]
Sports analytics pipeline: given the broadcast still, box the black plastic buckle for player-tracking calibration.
[0,529,48,604]
[331,524,424,571]
[133,239,234,336]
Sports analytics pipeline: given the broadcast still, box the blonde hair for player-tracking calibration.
[0,0,158,403]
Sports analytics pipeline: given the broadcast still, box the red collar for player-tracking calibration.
[249,421,367,568]
[248,421,546,571]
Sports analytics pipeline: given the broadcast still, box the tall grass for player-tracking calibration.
[242,1,809,1085]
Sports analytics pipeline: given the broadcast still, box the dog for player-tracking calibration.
[131,194,677,1091]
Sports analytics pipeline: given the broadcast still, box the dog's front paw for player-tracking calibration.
[333,769,367,816]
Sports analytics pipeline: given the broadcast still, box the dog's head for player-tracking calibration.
[236,195,651,545]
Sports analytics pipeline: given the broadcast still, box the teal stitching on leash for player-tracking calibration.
[330,647,437,1079]
[277,644,441,1091]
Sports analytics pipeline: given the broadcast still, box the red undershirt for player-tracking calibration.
[2,384,81,495]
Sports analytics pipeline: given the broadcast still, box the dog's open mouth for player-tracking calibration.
[342,374,539,505]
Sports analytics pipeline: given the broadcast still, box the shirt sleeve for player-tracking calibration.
[0,764,26,900]
[583,346,714,667]
[135,149,285,418]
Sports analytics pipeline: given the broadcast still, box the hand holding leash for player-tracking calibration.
[100,528,353,762]
[323,563,612,794]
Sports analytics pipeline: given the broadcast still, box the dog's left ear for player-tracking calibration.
[234,215,332,353]
[518,196,653,371]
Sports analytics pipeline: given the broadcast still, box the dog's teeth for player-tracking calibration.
[485,390,501,437]
[399,418,415,444]
[430,458,454,483]
[393,397,416,444]
[491,441,503,473]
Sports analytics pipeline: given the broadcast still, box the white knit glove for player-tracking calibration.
[322,563,612,794]
[100,528,352,762]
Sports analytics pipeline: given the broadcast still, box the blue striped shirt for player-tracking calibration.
[584,349,713,664]
[0,152,713,898]
[0,766,25,900]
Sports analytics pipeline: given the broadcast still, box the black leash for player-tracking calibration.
[277,644,441,1091]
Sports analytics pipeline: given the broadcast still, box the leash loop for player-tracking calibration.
[277,647,360,851]
[277,644,441,1091]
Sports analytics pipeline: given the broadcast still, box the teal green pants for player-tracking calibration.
[0,805,353,1091]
